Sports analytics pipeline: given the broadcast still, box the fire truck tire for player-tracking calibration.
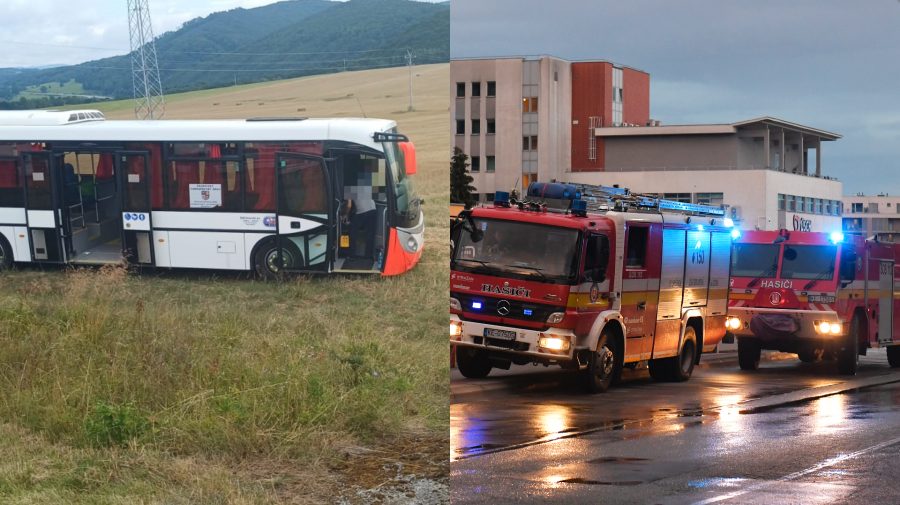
[887,346,900,368]
[837,317,860,376]
[648,327,698,382]
[456,347,492,379]
[737,337,761,371]
[584,332,619,393]
[797,349,817,363]
[0,236,12,271]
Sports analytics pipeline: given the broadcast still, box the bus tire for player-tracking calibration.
[737,337,761,371]
[837,316,860,376]
[253,239,303,279]
[455,347,492,379]
[584,330,619,393]
[887,346,900,368]
[0,235,12,271]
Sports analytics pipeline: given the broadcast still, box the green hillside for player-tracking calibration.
[0,0,449,109]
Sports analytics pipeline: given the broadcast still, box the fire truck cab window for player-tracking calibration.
[584,234,610,281]
[731,243,780,277]
[781,245,837,280]
[625,227,648,268]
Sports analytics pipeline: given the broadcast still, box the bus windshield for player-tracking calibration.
[382,135,420,228]
[452,218,580,283]
[731,243,780,278]
[781,245,838,280]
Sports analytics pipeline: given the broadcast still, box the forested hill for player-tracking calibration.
[0,0,449,109]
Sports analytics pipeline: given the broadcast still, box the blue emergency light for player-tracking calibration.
[571,199,588,217]
[471,301,483,310]
[523,309,533,316]
[494,191,511,208]
[830,231,844,244]
[731,228,741,239]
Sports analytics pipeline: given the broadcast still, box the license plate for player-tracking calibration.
[484,328,517,340]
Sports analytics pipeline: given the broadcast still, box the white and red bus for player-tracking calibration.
[0,110,423,277]
[727,230,900,373]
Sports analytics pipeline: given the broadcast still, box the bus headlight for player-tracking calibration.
[546,312,565,324]
[725,316,743,331]
[450,297,461,311]
[450,320,463,338]
[407,236,419,252]
[538,335,570,351]
[815,320,842,335]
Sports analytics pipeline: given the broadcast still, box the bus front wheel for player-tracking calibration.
[0,236,12,271]
[254,240,303,279]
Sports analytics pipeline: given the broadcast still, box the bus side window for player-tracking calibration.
[0,159,23,207]
[244,144,276,212]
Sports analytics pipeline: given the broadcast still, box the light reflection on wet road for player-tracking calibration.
[451,351,900,504]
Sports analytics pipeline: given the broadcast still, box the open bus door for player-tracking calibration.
[117,151,154,265]
[275,152,333,273]
[21,150,67,263]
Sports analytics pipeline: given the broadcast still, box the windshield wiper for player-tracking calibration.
[454,258,494,271]
[747,265,777,288]
[505,263,546,280]
[803,268,836,290]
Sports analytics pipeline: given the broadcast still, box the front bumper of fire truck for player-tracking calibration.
[450,314,578,362]
[726,307,844,342]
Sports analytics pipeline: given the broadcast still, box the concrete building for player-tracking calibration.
[451,56,844,232]
[842,194,900,242]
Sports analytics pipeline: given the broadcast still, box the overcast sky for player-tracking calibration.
[452,0,900,196]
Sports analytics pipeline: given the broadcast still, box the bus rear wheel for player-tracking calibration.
[0,236,12,271]
[254,240,302,279]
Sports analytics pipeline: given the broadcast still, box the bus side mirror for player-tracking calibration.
[399,141,416,175]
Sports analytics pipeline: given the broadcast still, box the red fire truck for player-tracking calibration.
[450,182,735,393]
[727,230,900,374]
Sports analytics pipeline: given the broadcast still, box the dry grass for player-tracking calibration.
[0,64,450,503]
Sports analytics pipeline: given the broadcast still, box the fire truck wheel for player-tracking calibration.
[837,317,860,376]
[887,346,900,368]
[584,332,619,393]
[456,347,492,379]
[670,327,698,382]
[0,236,12,271]
[797,349,816,363]
[737,337,761,371]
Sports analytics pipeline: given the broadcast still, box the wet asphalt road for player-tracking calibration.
[450,350,900,504]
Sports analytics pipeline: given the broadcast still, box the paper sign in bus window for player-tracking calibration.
[189,183,222,208]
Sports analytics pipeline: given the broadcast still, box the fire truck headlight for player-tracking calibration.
[450,297,461,311]
[538,335,570,351]
[546,312,565,324]
[815,321,842,335]
[450,320,463,338]
[725,316,742,331]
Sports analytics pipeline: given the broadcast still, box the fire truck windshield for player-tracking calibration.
[731,243,779,277]
[452,218,580,283]
[781,245,838,280]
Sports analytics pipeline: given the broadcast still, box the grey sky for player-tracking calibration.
[452,0,900,196]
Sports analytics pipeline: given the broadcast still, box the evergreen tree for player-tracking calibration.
[450,147,476,206]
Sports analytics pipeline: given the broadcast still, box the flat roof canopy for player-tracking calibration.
[595,116,841,141]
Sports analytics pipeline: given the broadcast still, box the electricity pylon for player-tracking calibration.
[127,0,164,119]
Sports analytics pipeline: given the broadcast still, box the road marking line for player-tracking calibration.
[691,435,900,505]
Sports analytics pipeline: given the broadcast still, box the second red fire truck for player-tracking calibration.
[450,182,735,393]
[727,229,900,374]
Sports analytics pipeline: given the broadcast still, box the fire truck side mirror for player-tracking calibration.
[839,247,858,283]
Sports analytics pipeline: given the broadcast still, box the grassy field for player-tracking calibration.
[0,63,450,504]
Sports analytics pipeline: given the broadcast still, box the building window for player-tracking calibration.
[456,82,465,98]
[663,193,691,203]
[485,192,495,202]
[869,202,880,213]
[694,192,723,207]
[486,118,496,134]
[486,155,495,173]
[806,197,814,213]
[816,198,823,215]
[487,81,496,97]
[471,119,481,135]
[523,136,538,151]
[852,202,863,213]
[471,156,480,172]
[456,119,465,135]
[471,82,481,97]
[825,200,832,215]
[778,193,785,211]
[522,96,538,113]
[787,195,796,212]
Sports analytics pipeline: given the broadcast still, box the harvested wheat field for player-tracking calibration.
[0,64,450,504]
